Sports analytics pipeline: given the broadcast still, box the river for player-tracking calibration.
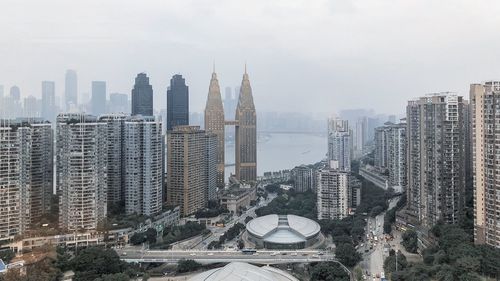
[224,132,327,177]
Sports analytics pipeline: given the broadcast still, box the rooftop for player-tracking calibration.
[189,262,298,281]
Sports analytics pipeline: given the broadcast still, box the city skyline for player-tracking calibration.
[3,1,500,115]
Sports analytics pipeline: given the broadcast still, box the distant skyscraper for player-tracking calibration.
[317,168,349,220]
[41,81,56,122]
[166,74,189,131]
[0,119,53,243]
[23,96,41,117]
[91,81,106,116]
[167,126,211,216]
[406,93,466,227]
[327,117,351,172]
[65,70,78,110]
[10,86,20,101]
[131,73,153,116]
[235,68,257,181]
[108,93,130,113]
[204,71,225,187]
[123,116,163,216]
[470,81,500,247]
[0,85,4,98]
[57,113,107,231]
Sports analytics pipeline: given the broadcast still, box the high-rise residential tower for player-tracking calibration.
[65,70,78,111]
[131,73,153,116]
[91,81,106,116]
[166,74,189,131]
[167,126,212,216]
[99,114,127,205]
[42,81,56,122]
[235,69,257,181]
[327,117,351,172]
[0,119,53,242]
[374,121,407,192]
[123,116,163,216]
[470,81,500,247]
[406,93,466,227]
[204,71,225,187]
[317,168,349,220]
[57,113,107,231]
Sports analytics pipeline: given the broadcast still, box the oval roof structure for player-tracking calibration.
[246,214,321,244]
[189,262,298,281]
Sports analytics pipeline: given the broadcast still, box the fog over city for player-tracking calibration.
[1,0,500,114]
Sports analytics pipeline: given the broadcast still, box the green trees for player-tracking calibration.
[401,229,418,253]
[383,250,408,274]
[70,247,141,281]
[335,243,361,267]
[255,190,316,219]
[0,249,15,263]
[394,224,500,280]
[309,262,349,281]
[153,222,207,248]
[130,228,157,245]
[176,259,201,273]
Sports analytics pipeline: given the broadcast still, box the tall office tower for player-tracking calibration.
[292,165,316,192]
[109,93,130,113]
[23,96,41,117]
[10,86,20,101]
[131,73,153,116]
[167,126,209,216]
[205,133,218,202]
[470,81,500,247]
[65,70,78,110]
[0,119,53,242]
[166,74,189,131]
[42,81,56,122]
[327,117,351,172]
[204,71,225,187]
[91,81,107,116]
[235,69,257,181]
[57,113,107,231]
[99,114,127,205]
[317,168,349,220]
[374,121,407,191]
[123,116,163,216]
[406,93,466,227]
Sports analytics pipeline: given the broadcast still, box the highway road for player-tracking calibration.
[119,249,335,265]
[358,196,400,280]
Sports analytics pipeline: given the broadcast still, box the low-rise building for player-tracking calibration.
[220,186,256,214]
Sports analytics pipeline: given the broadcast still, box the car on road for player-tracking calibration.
[121,252,127,256]
[311,254,319,259]
[270,252,277,256]
[302,253,308,256]
[190,253,197,256]
[207,253,214,256]
[291,252,297,256]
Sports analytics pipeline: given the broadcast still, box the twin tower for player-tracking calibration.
[204,68,257,186]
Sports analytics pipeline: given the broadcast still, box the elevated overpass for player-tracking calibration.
[119,249,335,265]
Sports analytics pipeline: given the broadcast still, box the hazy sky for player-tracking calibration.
[1,0,500,115]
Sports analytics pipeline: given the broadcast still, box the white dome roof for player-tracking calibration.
[189,262,298,281]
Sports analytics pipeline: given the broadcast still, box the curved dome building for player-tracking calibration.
[245,214,321,249]
[189,262,298,281]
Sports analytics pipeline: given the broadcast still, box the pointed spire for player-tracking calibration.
[244,62,247,74]
[213,60,216,73]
